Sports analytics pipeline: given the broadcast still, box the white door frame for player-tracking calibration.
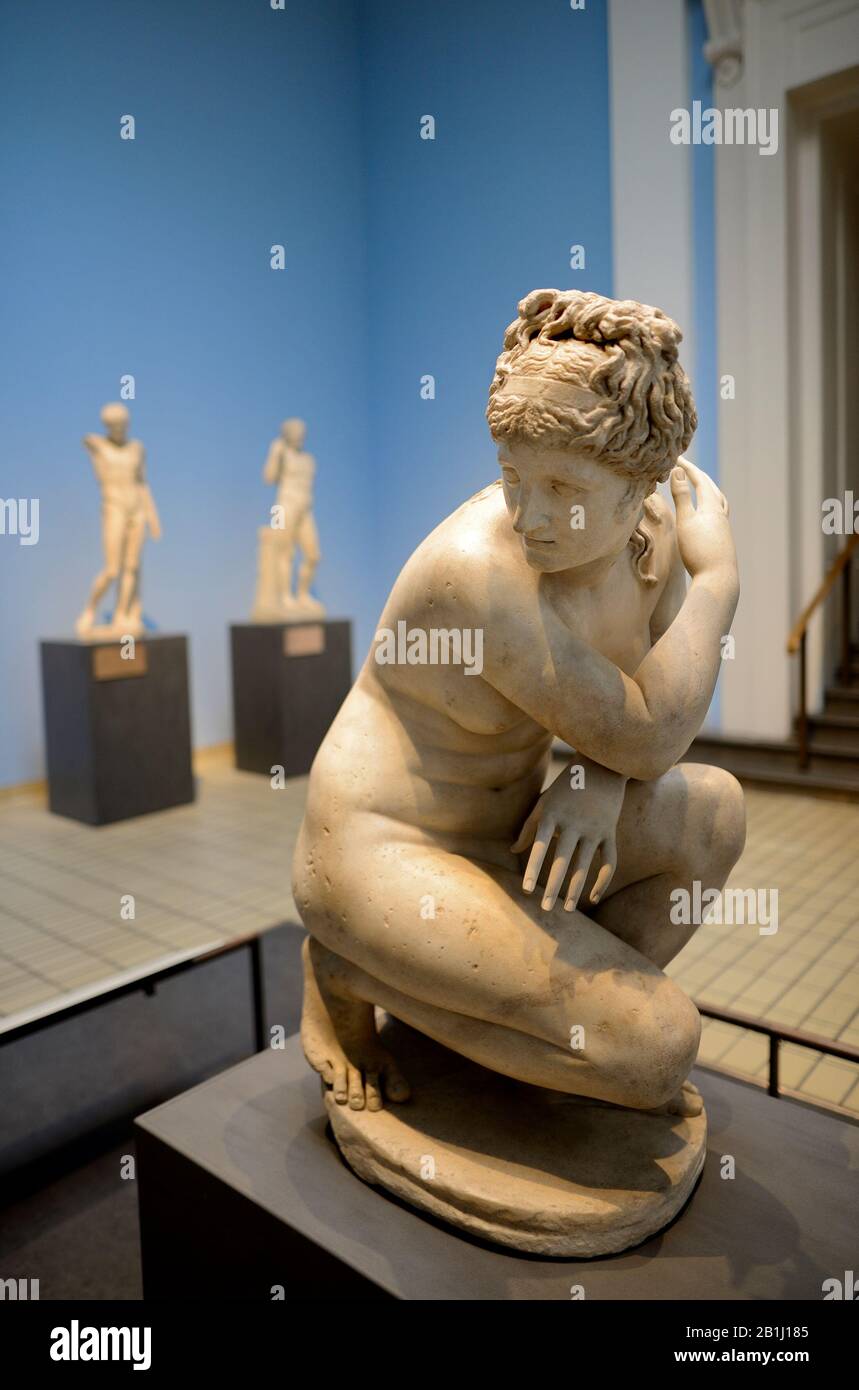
[610,0,859,740]
[707,0,859,740]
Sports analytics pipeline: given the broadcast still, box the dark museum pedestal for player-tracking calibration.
[40,634,194,825]
[230,619,352,778]
[135,1034,859,1301]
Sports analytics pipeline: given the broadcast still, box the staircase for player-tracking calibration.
[687,538,859,798]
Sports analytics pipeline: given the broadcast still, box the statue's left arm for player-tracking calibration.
[263,439,281,485]
[138,447,162,540]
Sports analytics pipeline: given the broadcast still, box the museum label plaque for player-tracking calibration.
[92,642,149,681]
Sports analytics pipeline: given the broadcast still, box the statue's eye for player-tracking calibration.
[501,466,520,486]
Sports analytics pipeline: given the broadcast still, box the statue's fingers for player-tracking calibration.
[522,819,555,893]
[678,457,723,513]
[589,839,618,905]
[670,466,696,523]
[511,805,540,853]
[541,832,579,911]
[564,839,598,912]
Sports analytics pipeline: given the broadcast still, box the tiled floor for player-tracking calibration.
[0,758,305,1035]
[667,787,859,1114]
[1,767,857,1113]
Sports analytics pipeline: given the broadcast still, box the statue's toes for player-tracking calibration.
[347,1066,366,1110]
[365,1070,383,1111]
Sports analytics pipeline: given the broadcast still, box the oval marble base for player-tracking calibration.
[325,1017,707,1258]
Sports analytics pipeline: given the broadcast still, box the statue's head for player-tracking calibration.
[486,289,696,573]
[100,402,129,445]
[281,418,306,448]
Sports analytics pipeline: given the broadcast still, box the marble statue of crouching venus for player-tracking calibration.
[293,289,745,1256]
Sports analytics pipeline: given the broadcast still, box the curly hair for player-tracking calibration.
[486,288,696,481]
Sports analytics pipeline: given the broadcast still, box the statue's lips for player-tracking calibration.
[523,536,555,546]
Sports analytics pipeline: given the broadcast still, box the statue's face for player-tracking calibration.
[498,442,650,574]
[282,420,306,448]
[104,415,128,445]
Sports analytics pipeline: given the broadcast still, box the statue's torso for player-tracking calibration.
[304,482,672,846]
[275,445,315,512]
[91,439,145,515]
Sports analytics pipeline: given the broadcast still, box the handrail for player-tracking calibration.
[787,533,859,654]
[698,1000,859,1096]
[786,533,858,769]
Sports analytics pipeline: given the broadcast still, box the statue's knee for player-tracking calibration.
[678,764,746,874]
[612,988,701,1110]
[700,766,746,867]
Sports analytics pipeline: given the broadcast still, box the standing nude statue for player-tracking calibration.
[293,290,745,1253]
[251,418,324,620]
[76,403,161,639]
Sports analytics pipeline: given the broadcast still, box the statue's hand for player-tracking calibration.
[512,760,626,913]
[671,458,737,586]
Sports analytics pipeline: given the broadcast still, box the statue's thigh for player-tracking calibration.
[123,514,147,569]
[303,828,669,1049]
[296,510,319,560]
[101,509,126,571]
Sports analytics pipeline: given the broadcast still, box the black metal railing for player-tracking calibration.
[697,1000,859,1104]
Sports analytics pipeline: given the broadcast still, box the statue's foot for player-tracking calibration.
[75,609,95,638]
[300,937,410,1112]
[293,594,325,618]
[109,613,144,638]
[647,1078,703,1118]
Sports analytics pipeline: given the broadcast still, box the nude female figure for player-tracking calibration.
[76,402,161,638]
[294,289,744,1121]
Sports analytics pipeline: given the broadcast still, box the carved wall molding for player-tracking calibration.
[703,0,744,87]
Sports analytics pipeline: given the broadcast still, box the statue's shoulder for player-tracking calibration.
[414,482,502,574]
[448,480,505,539]
[440,483,513,582]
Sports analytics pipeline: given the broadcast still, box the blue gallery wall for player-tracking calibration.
[0,0,615,787]
[357,0,614,602]
[0,0,373,786]
[3,1,733,788]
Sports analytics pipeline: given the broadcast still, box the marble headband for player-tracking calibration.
[496,374,604,410]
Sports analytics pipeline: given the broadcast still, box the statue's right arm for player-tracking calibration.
[481,464,739,781]
[82,435,104,480]
[263,440,280,485]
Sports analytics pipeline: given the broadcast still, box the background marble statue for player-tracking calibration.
[293,289,745,1253]
[251,417,324,621]
[76,403,160,639]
